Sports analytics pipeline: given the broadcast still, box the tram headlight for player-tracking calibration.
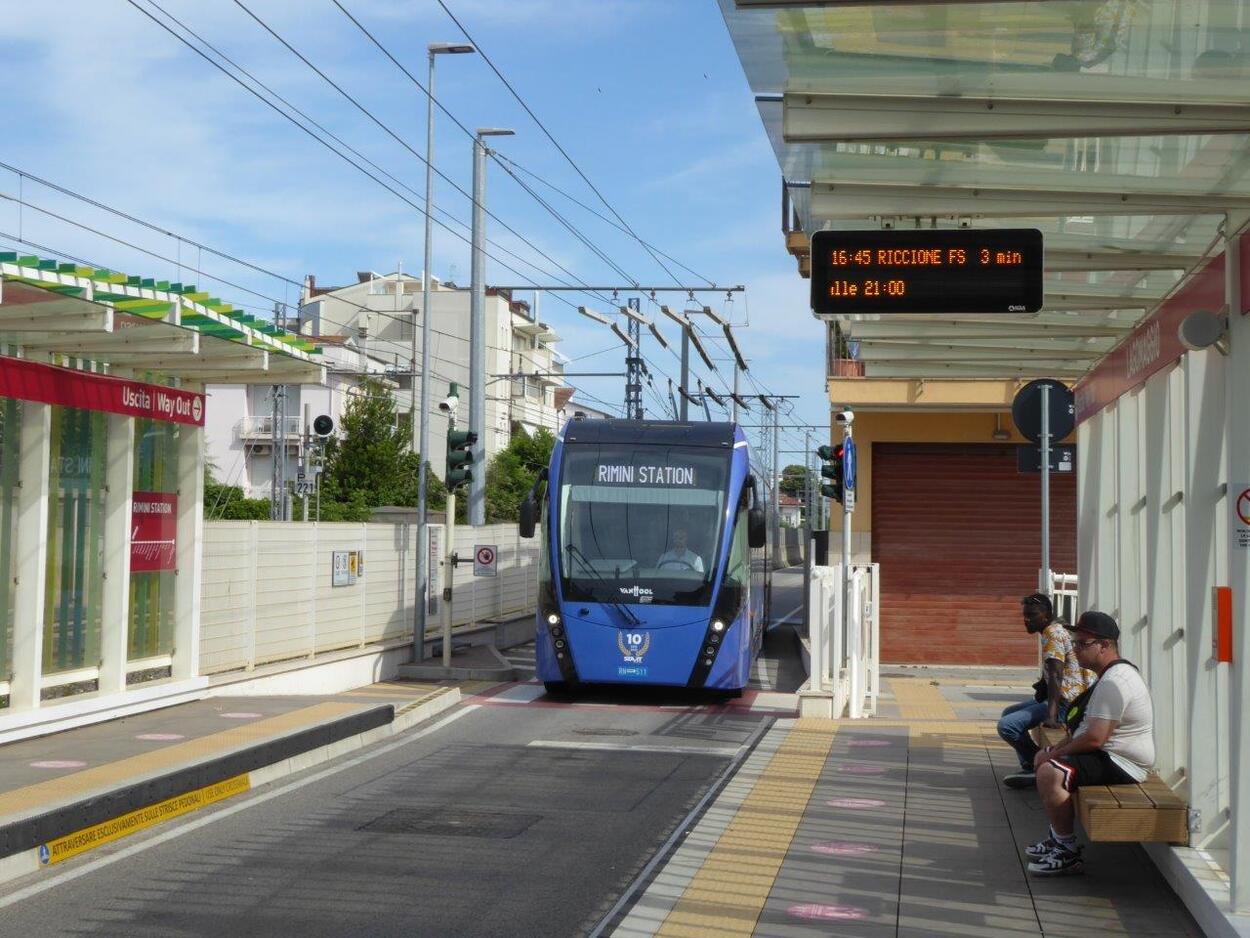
[546,612,560,626]
[711,620,725,633]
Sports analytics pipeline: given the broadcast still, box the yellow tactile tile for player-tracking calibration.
[655,719,838,937]
[0,702,366,821]
[887,677,959,721]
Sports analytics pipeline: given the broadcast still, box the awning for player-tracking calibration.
[721,0,1250,382]
[0,253,325,385]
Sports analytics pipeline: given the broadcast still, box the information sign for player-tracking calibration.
[1235,485,1250,551]
[810,229,1043,315]
[427,527,442,614]
[131,492,177,572]
[474,544,498,578]
[332,550,351,587]
[1018,445,1075,474]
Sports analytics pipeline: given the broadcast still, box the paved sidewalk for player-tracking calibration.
[0,679,461,882]
[615,666,1205,937]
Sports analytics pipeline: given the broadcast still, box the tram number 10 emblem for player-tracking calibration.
[618,631,651,663]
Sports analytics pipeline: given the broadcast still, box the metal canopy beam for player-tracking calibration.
[862,335,1116,353]
[811,182,1250,219]
[17,328,199,356]
[856,345,1105,362]
[863,361,1089,379]
[1044,248,1200,272]
[784,91,1250,144]
[0,300,113,333]
[842,319,1134,340]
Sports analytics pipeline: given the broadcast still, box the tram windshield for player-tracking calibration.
[557,444,731,607]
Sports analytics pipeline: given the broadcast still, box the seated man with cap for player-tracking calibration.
[1025,611,1155,876]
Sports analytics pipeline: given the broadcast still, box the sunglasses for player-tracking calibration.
[1074,638,1104,649]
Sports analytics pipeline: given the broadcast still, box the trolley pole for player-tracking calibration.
[679,325,690,421]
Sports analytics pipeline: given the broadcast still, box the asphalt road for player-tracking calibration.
[0,569,807,938]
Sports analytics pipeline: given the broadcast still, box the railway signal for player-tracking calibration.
[446,427,478,491]
[817,443,845,504]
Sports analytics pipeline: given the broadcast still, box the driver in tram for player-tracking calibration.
[656,526,704,573]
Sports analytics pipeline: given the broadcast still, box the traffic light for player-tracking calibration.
[446,427,478,491]
[817,443,845,504]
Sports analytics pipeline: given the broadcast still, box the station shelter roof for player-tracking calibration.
[720,0,1250,385]
[0,252,326,386]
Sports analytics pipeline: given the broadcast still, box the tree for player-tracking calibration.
[203,467,272,520]
[483,426,556,523]
[318,379,445,522]
[780,463,810,498]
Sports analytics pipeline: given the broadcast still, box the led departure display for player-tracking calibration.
[810,229,1044,315]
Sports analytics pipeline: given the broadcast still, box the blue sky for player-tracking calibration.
[0,0,825,457]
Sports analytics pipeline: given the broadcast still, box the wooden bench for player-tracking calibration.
[1029,724,1189,845]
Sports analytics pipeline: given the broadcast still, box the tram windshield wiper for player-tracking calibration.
[564,543,641,626]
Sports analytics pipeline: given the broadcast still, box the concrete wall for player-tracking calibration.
[200,521,538,675]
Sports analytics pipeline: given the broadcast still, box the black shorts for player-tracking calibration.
[1047,751,1136,792]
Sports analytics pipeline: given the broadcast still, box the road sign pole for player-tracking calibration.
[443,490,456,668]
[842,425,854,683]
[1040,383,1051,596]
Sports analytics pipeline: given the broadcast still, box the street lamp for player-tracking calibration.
[468,127,514,528]
[416,40,474,664]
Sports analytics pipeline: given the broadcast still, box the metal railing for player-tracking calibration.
[808,562,880,719]
[238,415,302,439]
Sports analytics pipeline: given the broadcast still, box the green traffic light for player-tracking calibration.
[816,444,837,461]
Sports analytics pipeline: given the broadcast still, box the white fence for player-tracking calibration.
[200,521,538,675]
[808,563,880,719]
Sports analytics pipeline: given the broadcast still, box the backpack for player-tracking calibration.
[1063,659,1137,733]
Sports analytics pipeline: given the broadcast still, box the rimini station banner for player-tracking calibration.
[0,356,204,426]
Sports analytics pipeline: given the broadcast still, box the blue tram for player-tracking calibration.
[519,418,773,695]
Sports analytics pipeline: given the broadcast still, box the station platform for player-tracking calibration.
[612,665,1206,938]
[0,679,461,883]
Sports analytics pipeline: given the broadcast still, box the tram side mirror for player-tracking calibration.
[748,507,766,549]
[519,497,538,539]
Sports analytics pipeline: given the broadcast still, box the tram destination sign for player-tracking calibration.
[810,229,1044,315]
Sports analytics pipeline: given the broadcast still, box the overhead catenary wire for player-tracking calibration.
[432,0,692,290]
[121,0,604,317]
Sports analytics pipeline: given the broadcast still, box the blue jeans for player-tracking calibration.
[997,699,1049,771]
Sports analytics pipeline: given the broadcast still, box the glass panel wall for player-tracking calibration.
[0,397,20,696]
[130,417,179,665]
[44,406,106,677]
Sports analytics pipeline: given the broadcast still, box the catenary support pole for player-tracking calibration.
[469,135,487,527]
[414,50,437,663]
[679,323,690,421]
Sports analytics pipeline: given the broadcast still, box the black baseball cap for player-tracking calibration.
[1072,610,1120,642]
[1021,592,1053,616]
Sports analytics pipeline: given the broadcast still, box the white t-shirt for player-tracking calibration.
[1074,662,1155,782]
[657,548,703,573]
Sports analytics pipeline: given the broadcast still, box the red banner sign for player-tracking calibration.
[131,492,178,572]
[0,356,204,426]
[1074,233,1249,426]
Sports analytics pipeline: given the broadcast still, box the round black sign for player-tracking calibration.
[1011,379,1075,444]
[312,414,335,437]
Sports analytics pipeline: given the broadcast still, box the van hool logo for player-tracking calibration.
[618,585,653,598]
[617,631,651,664]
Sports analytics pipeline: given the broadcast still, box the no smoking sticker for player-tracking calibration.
[474,544,498,577]
[1235,485,1250,551]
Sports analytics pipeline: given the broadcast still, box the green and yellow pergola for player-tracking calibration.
[0,252,325,385]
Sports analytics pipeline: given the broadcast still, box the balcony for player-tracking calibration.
[238,415,302,441]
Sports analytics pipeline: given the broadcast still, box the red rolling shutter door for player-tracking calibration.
[872,442,1077,666]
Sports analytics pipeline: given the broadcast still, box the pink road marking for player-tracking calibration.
[827,797,887,809]
[811,841,878,856]
[135,733,186,741]
[838,763,887,774]
[848,739,892,747]
[30,760,86,769]
[788,903,868,922]
[220,712,263,719]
